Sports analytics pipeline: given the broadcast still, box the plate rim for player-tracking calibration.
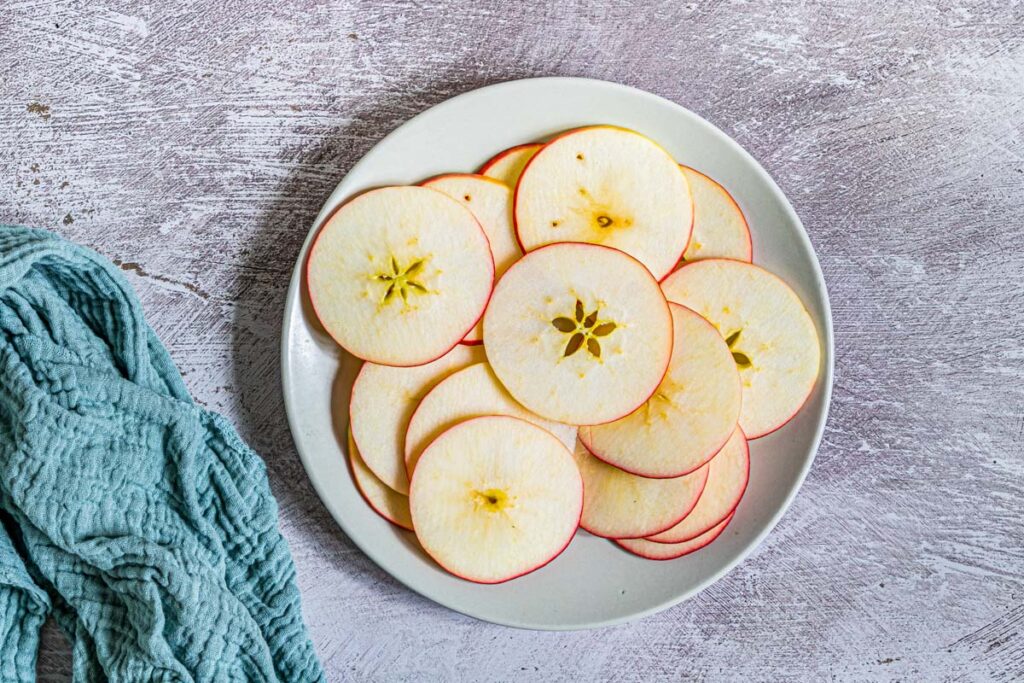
[280,76,835,631]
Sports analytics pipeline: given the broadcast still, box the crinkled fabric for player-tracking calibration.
[0,226,324,682]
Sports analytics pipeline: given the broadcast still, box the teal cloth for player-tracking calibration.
[0,226,324,681]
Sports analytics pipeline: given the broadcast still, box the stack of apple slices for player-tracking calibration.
[307,125,821,584]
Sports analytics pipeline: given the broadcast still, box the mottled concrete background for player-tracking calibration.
[2,1,1022,680]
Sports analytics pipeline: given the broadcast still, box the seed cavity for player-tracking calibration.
[552,317,577,332]
[473,488,511,512]
[725,329,752,368]
[552,298,618,359]
[373,255,431,307]
[564,332,585,357]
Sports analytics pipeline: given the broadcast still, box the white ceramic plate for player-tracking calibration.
[281,77,834,630]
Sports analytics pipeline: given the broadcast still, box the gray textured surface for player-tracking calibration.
[1,1,1022,680]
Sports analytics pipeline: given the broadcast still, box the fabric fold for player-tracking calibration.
[0,520,50,683]
[0,226,323,682]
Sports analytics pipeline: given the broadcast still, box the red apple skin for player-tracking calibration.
[678,165,753,265]
[418,172,507,202]
[616,512,735,560]
[305,186,495,368]
[407,416,583,585]
[347,364,373,477]
[510,128,607,254]
[348,447,415,532]
[449,504,580,585]
[663,258,819,439]
[578,304,736,477]
[669,206,697,282]
[576,441,710,540]
[645,429,750,544]
[511,127,692,276]
[580,428,725,480]
[485,241,674,427]
[477,142,543,176]
[401,369,439,480]
[509,137,546,255]
[348,362,412,491]
[418,173,507,347]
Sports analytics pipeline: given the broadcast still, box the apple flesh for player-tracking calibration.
[348,427,413,530]
[307,185,494,366]
[661,259,821,438]
[421,174,522,344]
[571,439,708,539]
[645,427,748,543]
[616,512,734,560]
[579,302,742,478]
[678,166,752,265]
[350,345,484,494]
[409,415,583,584]
[483,242,674,425]
[479,142,542,187]
[404,362,577,478]
[514,126,692,280]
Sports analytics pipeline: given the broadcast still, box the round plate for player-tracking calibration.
[281,77,834,630]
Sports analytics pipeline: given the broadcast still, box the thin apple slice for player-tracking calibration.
[483,243,673,425]
[409,415,582,584]
[579,303,741,478]
[350,345,484,494]
[404,362,576,478]
[678,166,752,264]
[645,427,748,543]
[421,174,522,344]
[661,259,821,438]
[479,143,542,187]
[514,126,692,280]
[571,440,708,539]
[307,185,494,366]
[348,427,413,531]
[616,513,734,560]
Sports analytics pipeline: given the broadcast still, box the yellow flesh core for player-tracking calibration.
[473,488,513,513]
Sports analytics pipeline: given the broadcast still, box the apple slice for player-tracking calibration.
[404,362,576,478]
[307,185,494,366]
[479,142,542,187]
[645,427,748,543]
[678,166,752,264]
[409,415,583,583]
[616,512,734,560]
[350,344,484,494]
[421,174,522,344]
[661,259,821,438]
[483,242,673,425]
[514,126,692,280]
[348,427,413,531]
[579,303,741,478]
[571,440,708,539]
